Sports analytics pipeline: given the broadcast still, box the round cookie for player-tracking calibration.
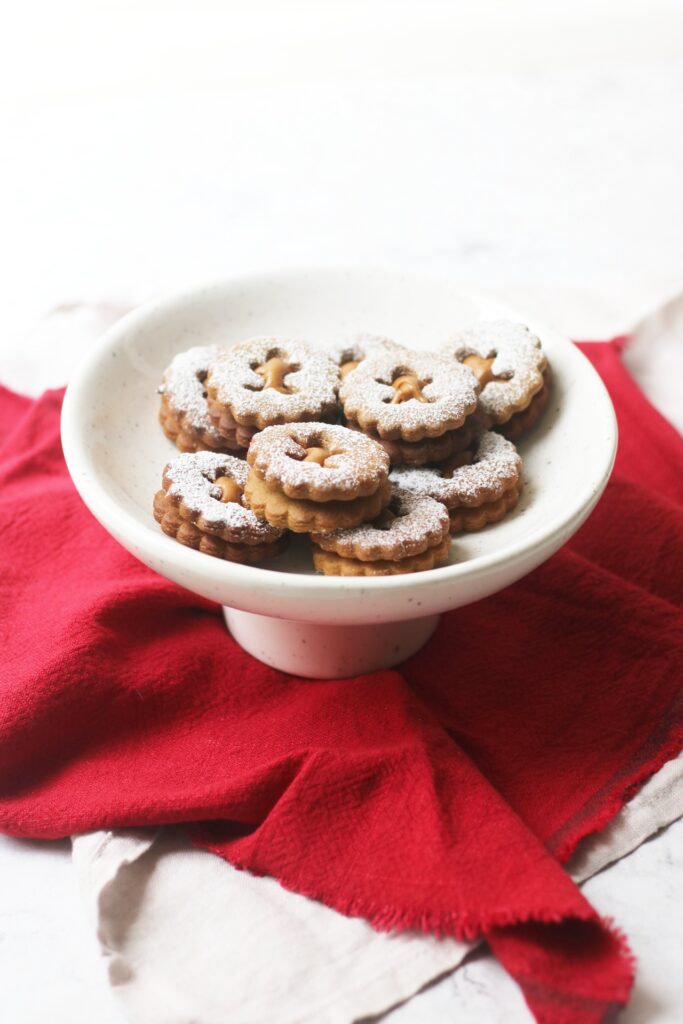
[245,422,391,533]
[340,350,480,441]
[205,338,340,447]
[311,487,451,576]
[442,320,549,436]
[158,345,236,453]
[153,450,287,562]
[391,431,522,534]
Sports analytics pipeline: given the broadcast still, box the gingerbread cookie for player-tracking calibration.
[443,320,549,436]
[311,487,451,576]
[153,451,287,562]
[158,345,234,453]
[205,338,340,448]
[391,431,522,534]
[245,422,391,532]
[340,350,479,441]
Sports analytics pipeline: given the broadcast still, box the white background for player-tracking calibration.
[2,0,683,354]
[1,1,682,1021]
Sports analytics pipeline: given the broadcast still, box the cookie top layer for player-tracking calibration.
[328,334,403,379]
[163,451,284,543]
[206,337,339,428]
[312,486,450,561]
[443,320,547,425]
[247,422,390,501]
[340,350,479,441]
[159,345,226,443]
[390,431,522,509]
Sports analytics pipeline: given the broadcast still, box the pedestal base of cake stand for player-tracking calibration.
[222,608,441,679]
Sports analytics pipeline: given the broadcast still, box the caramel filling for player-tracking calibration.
[390,372,428,403]
[463,354,502,387]
[303,446,344,466]
[339,359,360,380]
[214,475,243,503]
[255,356,295,393]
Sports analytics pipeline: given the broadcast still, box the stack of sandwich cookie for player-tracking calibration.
[244,423,391,533]
[204,337,340,454]
[311,485,451,576]
[339,349,480,466]
[158,345,231,453]
[153,451,287,562]
[152,319,548,571]
[442,320,550,440]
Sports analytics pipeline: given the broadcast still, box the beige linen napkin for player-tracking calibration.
[71,751,683,1024]
[73,830,471,1024]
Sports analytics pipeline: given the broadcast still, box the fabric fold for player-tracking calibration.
[0,339,681,1022]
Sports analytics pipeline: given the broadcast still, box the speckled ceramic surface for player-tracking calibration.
[61,268,617,659]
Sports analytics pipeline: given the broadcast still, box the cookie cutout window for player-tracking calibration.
[211,475,244,504]
[247,351,301,394]
[376,368,433,404]
[462,353,510,387]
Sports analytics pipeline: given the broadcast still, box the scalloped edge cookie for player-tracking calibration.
[312,535,451,576]
[153,492,287,562]
[245,473,391,533]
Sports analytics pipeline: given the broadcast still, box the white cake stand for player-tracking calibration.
[61,268,617,678]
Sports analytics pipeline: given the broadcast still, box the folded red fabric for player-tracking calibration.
[0,340,681,1024]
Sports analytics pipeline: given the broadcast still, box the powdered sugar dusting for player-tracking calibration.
[313,486,450,560]
[391,431,521,508]
[327,333,403,367]
[443,320,546,421]
[207,337,339,425]
[248,422,389,498]
[164,451,283,541]
[159,345,226,442]
[340,350,479,438]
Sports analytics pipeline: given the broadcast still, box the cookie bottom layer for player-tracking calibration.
[448,483,521,533]
[159,399,245,455]
[312,535,451,576]
[207,397,339,446]
[345,418,477,466]
[245,473,391,533]
[206,400,260,449]
[154,493,287,562]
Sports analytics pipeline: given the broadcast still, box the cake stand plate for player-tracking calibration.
[61,268,617,679]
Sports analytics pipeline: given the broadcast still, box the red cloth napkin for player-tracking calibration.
[0,339,681,1024]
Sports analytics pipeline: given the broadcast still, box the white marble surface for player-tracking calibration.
[0,836,125,1024]
[1,820,681,1024]
[387,818,683,1023]
[1,1,682,1021]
